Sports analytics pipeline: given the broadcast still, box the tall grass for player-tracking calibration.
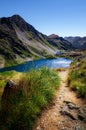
[0,67,60,130]
[68,59,86,98]
[0,71,20,88]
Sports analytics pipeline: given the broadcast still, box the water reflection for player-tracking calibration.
[0,58,72,72]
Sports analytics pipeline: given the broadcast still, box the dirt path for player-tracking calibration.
[33,69,86,130]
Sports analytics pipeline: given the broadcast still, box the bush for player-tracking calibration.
[0,67,60,130]
[68,59,86,98]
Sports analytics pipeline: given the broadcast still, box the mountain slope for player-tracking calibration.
[0,15,73,67]
[64,36,86,49]
[48,34,73,50]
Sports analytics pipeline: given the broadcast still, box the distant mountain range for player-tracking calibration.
[0,14,73,67]
[64,36,86,49]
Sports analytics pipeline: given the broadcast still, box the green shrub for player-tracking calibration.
[68,59,86,98]
[0,67,60,130]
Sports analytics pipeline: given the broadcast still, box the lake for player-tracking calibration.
[0,58,72,72]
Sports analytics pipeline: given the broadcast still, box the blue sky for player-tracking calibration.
[0,0,86,37]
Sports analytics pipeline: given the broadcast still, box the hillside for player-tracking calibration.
[48,34,73,50]
[65,36,86,49]
[0,15,73,68]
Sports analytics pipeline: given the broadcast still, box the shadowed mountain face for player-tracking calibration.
[64,36,86,49]
[0,15,73,67]
[48,34,73,50]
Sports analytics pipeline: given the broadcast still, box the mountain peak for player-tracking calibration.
[11,14,22,19]
[0,14,31,31]
[48,34,59,39]
[0,14,25,26]
[10,14,25,23]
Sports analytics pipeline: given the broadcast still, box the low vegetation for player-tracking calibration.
[0,67,60,130]
[68,58,86,98]
[0,71,19,88]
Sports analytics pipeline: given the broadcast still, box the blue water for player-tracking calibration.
[0,58,72,72]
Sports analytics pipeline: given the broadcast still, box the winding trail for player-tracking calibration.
[33,69,86,130]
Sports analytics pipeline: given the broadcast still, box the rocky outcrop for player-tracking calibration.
[78,105,86,122]
[60,101,79,120]
[1,80,17,111]
[60,100,86,123]
[2,80,17,98]
[63,100,79,109]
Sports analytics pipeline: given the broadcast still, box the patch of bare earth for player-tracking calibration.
[33,69,86,130]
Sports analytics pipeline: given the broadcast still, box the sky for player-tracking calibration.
[0,0,86,37]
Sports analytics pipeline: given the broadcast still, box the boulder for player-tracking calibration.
[1,80,17,110]
[68,103,79,110]
[60,101,78,120]
[63,100,79,109]
[2,80,17,98]
[60,103,77,120]
[60,110,77,120]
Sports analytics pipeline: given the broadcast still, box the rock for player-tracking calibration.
[74,125,81,130]
[78,105,86,122]
[78,114,85,120]
[74,125,86,130]
[68,103,76,109]
[63,100,79,109]
[53,112,57,116]
[6,80,16,87]
[60,102,77,120]
[68,103,79,110]
[63,100,75,105]
[61,127,67,130]
[61,105,69,111]
[60,110,77,120]
[36,126,41,130]
[83,105,86,113]
[1,80,17,110]
[2,80,17,99]
[58,96,61,99]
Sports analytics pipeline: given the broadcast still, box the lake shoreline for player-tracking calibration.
[0,58,72,73]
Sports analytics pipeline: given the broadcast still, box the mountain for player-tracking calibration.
[48,34,73,50]
[0,15,73,67]
[64,36,86,49]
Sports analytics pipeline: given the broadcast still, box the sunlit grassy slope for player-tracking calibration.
[68,58,86,98]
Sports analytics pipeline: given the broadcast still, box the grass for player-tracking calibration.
[0,67,60,130]
[0,71,16,87]
[68,58,86,98]
[0,71,21,88]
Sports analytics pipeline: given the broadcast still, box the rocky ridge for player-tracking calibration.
[65,36,86,49]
